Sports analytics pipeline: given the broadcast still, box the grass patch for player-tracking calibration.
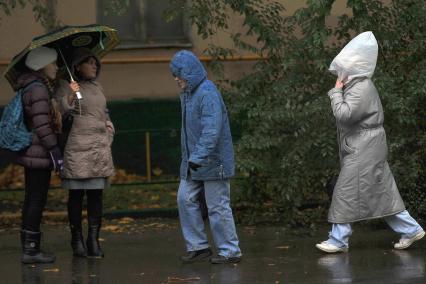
[0,183,179,215]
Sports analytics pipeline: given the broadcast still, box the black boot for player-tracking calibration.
[70,224,87,257]
[180,248,212,263]
[86,218,104,258]
[20,230,55,264]
[210,255,242,264]
[67,189,86,257]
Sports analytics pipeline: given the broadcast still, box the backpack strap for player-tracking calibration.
[18,80,46,133]
[20,80,45,94]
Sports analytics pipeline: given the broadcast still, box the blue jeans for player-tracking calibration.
[177,178,242,257]
[327,210,424,248]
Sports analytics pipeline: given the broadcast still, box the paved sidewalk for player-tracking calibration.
[0,219,425,283]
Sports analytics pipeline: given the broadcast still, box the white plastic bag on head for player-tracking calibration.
[329,31,378,82]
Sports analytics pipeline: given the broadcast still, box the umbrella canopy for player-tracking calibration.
[4,24,119,90]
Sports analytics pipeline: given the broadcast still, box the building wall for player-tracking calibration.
[0,0,351,105]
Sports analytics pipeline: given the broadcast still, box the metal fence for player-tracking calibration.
[0,127,183,192]
[0,127,183,217]
[112,128,181,182]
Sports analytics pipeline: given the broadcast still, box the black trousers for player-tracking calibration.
[21,168,51,232]
[67,189,103,226]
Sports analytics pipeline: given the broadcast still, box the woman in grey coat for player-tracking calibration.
[55,48,114,258]
[316,32,424,253]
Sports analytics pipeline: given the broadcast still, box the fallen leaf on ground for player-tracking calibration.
[167,276,201,282]
[103,225,121,232]
[276,245,290,249]
[144,223,166,228]
[43,268,59,272]
[118,217,135,224]
[151,195,160,201]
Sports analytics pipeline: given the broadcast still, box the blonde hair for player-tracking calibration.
[37,73,62,133]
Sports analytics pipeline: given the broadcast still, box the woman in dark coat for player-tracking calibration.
[17,46,64,264]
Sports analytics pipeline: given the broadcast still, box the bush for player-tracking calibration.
[176,0,426,224]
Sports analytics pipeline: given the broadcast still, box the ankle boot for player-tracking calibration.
[70,224,87,257]
[20,230,55,264]
[86,218,104,258]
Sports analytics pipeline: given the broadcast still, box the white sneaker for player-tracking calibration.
[394,230,425,250]
[315,241,348,253]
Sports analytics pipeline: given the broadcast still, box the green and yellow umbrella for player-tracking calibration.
[4,24,119,91]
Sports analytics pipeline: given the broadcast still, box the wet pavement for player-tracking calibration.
[0,219,425,284]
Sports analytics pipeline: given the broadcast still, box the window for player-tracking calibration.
[98,0,190,48]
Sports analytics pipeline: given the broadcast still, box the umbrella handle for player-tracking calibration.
[57,47,83,100]
[76,91,83,100]
[70,78,83,100]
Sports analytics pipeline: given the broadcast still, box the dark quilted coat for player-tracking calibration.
[17,72,59,169]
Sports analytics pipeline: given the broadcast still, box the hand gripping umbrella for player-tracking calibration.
[4,24,119,99]
[57,48,82,99]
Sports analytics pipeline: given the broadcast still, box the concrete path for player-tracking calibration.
[0,219,425,283]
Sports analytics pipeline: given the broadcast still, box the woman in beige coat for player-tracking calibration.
[56,48,114,258]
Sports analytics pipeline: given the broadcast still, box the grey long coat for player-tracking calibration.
[327,77,405,223]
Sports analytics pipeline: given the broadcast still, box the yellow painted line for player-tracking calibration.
[0,55,264,67]
[0,211,79,220]
[101,55,264,64]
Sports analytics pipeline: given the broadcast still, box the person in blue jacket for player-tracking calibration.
[170,50,242,264]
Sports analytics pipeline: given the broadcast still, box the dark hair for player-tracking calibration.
[75,56,100,81]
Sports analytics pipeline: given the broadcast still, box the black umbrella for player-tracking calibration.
[4,24,119,95]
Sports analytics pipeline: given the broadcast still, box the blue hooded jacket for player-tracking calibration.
[170,50,235,181]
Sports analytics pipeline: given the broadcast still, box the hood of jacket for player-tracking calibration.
[16,71,49,90]
[329,31,378,83]
[169,50,207,93]
[71,48,101,81]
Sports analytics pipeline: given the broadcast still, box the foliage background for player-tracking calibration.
[1,0,425,225]
[168,0,426,225]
